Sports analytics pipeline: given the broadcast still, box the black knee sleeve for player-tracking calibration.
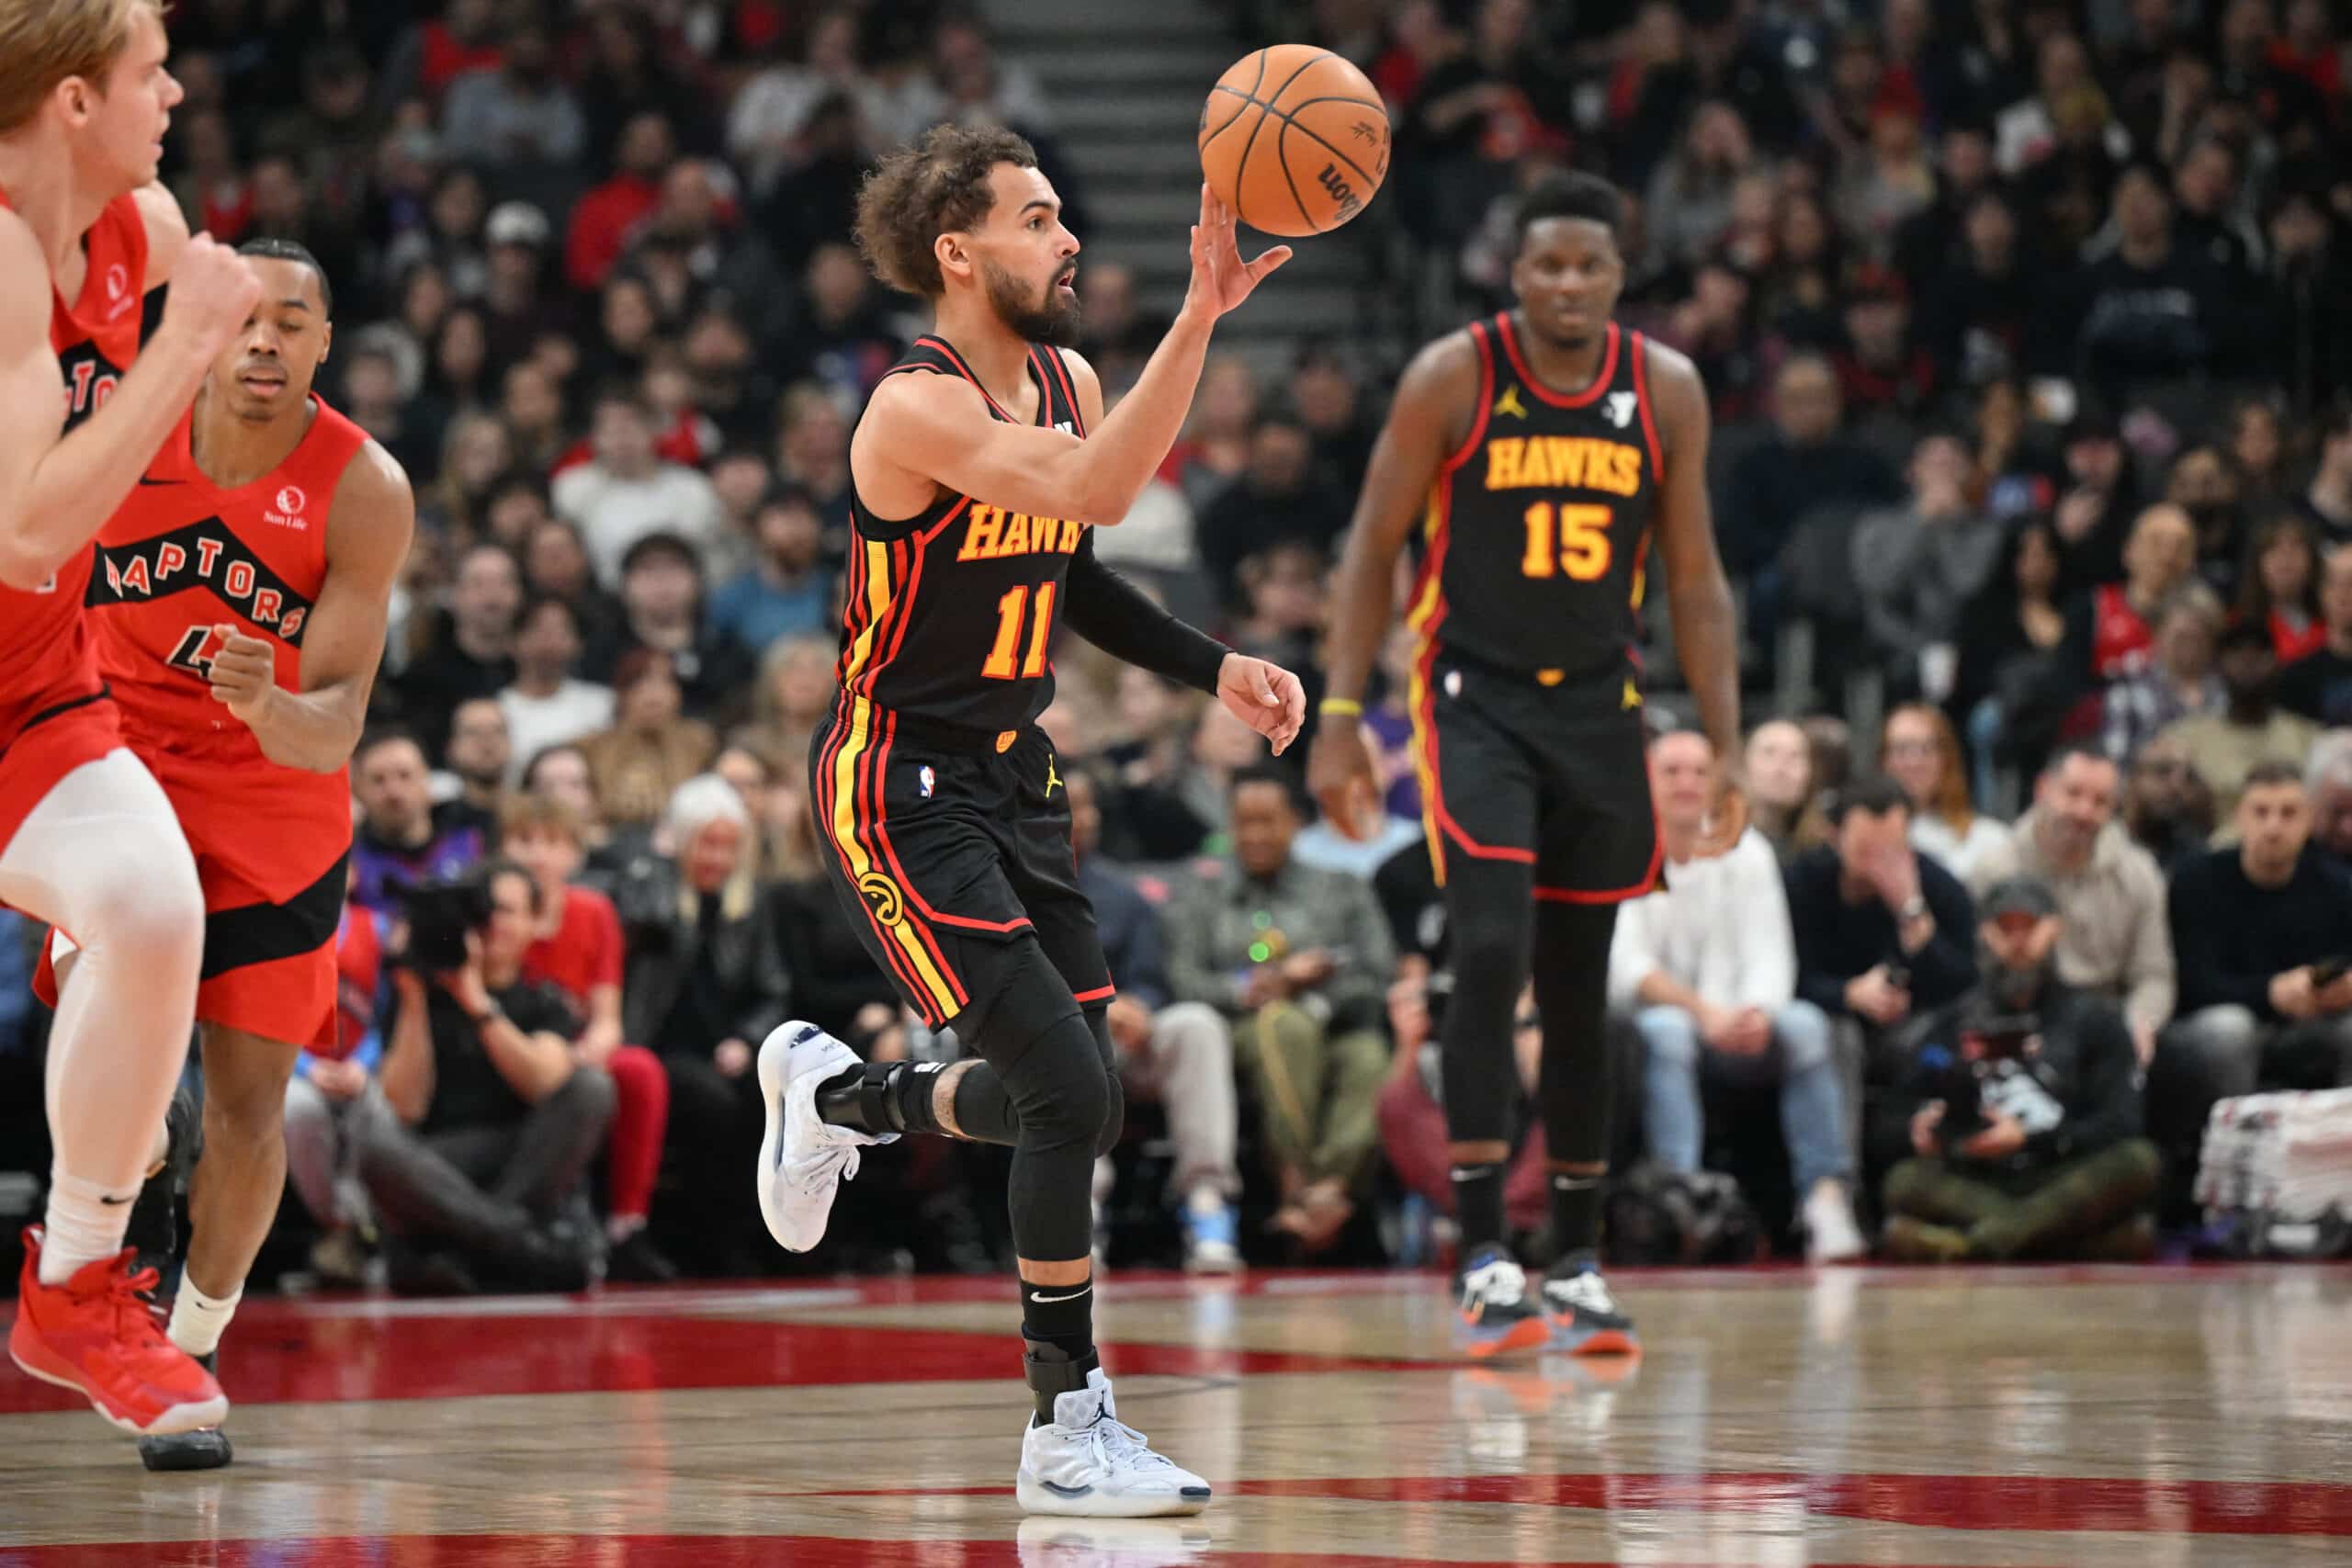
[969,941,1112,1263]
[1085,1004,1124,1160]
[1439,864,1535,1146]
[1532,901,1620,1165]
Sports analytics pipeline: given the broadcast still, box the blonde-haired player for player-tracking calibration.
[0,0,263,1436]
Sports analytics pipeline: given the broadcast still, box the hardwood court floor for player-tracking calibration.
[2,1262,2347,1565]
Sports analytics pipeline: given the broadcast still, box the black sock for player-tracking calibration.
[1550,1173,1601,1259]
[1452,1163,1507,1257]
[1020,1276,1095,1423]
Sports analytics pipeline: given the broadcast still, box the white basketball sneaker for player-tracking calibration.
[1016,1368,1213,1517]
[1014,1516,1214,1565]
[754,1021,895,1253]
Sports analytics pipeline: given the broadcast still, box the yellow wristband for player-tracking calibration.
[1318,697,1363,717]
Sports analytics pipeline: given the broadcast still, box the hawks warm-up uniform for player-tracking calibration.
[1408,314,1664,901]
[40,399,371,1046]
[812,335,1110,1029]
[0,188,143,853]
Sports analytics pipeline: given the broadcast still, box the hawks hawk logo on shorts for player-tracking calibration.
[855,870,905,927]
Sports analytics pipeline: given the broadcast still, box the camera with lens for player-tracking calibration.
[385,874,493,973]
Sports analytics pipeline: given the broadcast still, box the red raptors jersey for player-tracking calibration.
[88,396,369,767]
[0,187,147,750]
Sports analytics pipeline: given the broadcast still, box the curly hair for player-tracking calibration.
[853,123,1039,298]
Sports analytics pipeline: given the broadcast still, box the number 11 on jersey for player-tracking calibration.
[982,581,1057,681]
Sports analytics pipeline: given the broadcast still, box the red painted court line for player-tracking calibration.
[0,1539,1978,1568]
[0,1314,1430,1416]
[808,1472,2352,1537]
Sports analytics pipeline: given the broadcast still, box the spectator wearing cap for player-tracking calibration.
[1970,742,2175,1066]
[2101,582,2227,765]
[2154,762,2352,1190]
[1873,875,2160,1261]
[440,19,585,172]
[710,486,834,652]
[596,532,755,722]
[2158,615,2319,820]
[497,596,616,784]
[1614,731,1864,1264]
[1853,432,2005,688]
[579,649,718,829]
[553,389,728,585]
[2278,545,2352,727]
[1785,775,1980,1073]
[480,201,570,381]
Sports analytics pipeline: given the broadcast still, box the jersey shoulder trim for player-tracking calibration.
[1627,331,1664,478]
[1438,321,1497,476]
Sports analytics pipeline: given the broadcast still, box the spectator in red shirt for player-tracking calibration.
[503,795,677,1282]
[565,111,673,293]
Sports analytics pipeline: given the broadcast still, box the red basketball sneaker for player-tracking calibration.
[9,1229,229,1436]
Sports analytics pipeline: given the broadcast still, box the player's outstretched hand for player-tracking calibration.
[1183,184,1291,321]
[1696,758,1749,859]
[158,234,263,360]
[205,624,277,727]
[1306,716,1382,843]
[1216,651,1306,756]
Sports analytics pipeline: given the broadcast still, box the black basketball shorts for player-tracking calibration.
[810,700,1111,1032]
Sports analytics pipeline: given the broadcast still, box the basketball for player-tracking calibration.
[1198,45,1391,239]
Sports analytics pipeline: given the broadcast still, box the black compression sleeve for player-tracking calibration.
[1061,534,1229,695]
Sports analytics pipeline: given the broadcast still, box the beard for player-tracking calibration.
[1984,954,2052,1012]
[983,259,1081,347]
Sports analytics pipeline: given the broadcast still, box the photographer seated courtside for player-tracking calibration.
[352,861,616,1293]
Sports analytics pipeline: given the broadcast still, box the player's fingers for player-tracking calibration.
[1250,662,1278,704]
[1245,245,1294,283]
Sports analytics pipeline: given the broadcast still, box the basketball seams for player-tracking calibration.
[1224,47,1336,232]
[1272,118,1322,234]
[1269,95,1389,186]
[1198,85,1255,152]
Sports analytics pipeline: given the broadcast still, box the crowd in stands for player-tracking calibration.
[5,0,2352,1291]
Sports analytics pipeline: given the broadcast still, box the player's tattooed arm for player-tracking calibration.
[210,441,414,770]
[1307,331,1479,839]
[1645,338,1747,853]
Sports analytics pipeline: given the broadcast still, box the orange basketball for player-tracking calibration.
[1198,44,1391,239]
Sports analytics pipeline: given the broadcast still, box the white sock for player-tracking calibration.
[167,1280,243,1359]
[39,1167,136,1285]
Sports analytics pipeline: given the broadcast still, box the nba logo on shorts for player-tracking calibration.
[918,764,935,799]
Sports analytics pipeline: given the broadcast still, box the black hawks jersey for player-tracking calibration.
[1408,314,1661,685]
[837,335,1090,750]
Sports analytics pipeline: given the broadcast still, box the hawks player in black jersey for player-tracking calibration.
[755,124,1302,1517]
[1309,174,1746,1357]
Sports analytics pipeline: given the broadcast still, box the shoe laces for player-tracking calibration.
[1552,1269,1618,1315]
[1087,1408,1181,1477]
[75,1252,178,1350]
[800,1142,862,1199]
[1461,1256,1529,1309]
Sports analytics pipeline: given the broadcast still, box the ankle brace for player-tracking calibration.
[814,1062,908,1135]
[1023,1338,1101,1423]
